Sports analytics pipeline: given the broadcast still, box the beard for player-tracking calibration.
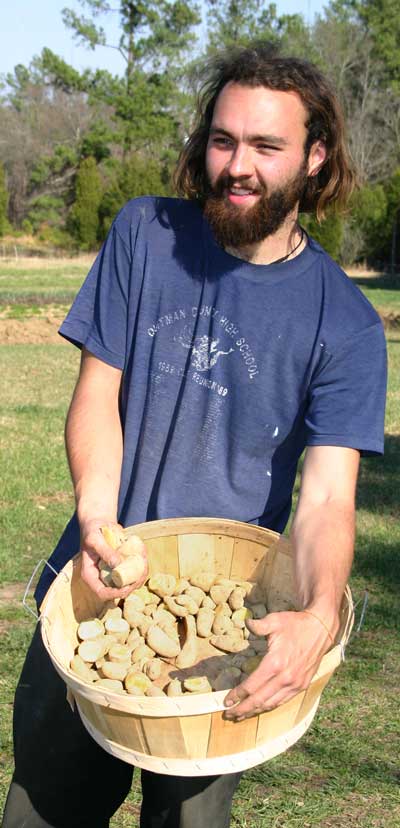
[203,160,309,250]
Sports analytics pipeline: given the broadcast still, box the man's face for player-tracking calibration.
[204,83,325,249]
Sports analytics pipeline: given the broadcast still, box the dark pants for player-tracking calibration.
[2,625,242,828]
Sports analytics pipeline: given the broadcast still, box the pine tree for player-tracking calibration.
[0,163,9,237]
[71,157,102,249]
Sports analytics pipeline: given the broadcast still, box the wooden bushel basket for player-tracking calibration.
[40,517,354,776]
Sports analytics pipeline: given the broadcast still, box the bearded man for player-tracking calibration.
[4,42,386,828]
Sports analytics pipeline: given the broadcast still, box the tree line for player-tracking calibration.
[0,0,399,269]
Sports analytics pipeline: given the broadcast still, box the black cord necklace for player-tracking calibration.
[268,227,305,266]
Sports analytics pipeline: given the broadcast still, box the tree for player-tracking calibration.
[69,156,103,248]
[99,153,173,236]
[42,0,201,156]
[205,1,312,55]
[384,168,400,273]
[0,62,93,227]
[302,210,344,261]
[342,184,387,264]
[313,7,400,184]
[0,162,9,236]
[356,0,400,89]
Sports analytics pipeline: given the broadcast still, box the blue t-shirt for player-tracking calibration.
[35,197,387,604]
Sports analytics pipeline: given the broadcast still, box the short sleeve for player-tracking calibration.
[59,222,131,369]
[305,323,387,455]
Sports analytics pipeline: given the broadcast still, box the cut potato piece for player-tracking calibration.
[196,607,215,638]
[126,629,143,650]
[101,525,124,550]
[134,585,159,606]
[183,586,206,607]
[107,643,132,663]
[146,685,166,697]
[111,554,146,588]
[183,676,212,694]
[173,578,191,595]
[99,570,114,587]
[212,612,234,636]
[131,643,155,664]
[231,607,253,629]
[210,634,249,654]
[242,655,263,675]
[78,637,110,663]
[163,595,189,618]
[152,608,176,627]
[104,617,130,643]
[175,616,197,669]
[210,584,234,605]
[189,572,215,593]
[166,679,183,697]
[125,670,152,695]
[147,625,181,658]
[95,678,125,693]
[70,654,97,683]
[213,667,242,691]
[100,606,123,624]
[143,658,162,680]
[77,618,104,641]
[99,660,130,681]
[228,588,246,611]
[123,593,145,613]
[148,574,176,598]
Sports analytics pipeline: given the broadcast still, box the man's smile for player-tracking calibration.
[226,183,261,205]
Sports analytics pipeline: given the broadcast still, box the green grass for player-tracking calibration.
[0,259,89,305]
[0,346,79,584]
[350,275,400,317]
[1,271,399,826]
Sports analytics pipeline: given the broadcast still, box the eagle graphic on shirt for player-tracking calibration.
[175,326,234,372]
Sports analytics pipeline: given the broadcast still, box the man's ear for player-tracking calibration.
[307,140,327,177]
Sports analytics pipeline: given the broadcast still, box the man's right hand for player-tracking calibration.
[79,518,143,601]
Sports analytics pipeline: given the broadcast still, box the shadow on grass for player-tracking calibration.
[349,275,400,291]
[297,739,399,788]
[0,292,77,306]
[357,434,399,516]
[352,435,400,627]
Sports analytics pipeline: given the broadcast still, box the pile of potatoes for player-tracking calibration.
[70,570,268,697]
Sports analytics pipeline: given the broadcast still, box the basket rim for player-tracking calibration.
[40,513,354,717]
[122,516,282,544]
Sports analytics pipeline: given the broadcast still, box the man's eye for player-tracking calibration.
[213,136,232,146]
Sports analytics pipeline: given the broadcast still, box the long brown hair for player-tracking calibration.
[174,43,356,221]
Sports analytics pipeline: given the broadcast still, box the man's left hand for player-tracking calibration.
[223,610,335,721]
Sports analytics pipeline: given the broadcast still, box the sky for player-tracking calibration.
[1,0,327,80]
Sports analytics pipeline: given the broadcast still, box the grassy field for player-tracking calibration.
[350,275,400,318]
[0,259,399,826]
[0,256,91,306]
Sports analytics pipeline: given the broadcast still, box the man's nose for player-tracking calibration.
[226,144,253,178]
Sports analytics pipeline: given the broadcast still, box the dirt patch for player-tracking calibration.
[0,583,24,606]
[0,316,67,345]
[1,307,398,346]
[346,267,388,277]
[32,492,73,507]
[380,311,400,329]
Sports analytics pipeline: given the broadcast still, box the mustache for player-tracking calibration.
[209,174,265,198]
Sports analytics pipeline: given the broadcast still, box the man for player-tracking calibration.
[4,43,386,828]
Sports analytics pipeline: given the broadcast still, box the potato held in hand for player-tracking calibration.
[101,528,147,588]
